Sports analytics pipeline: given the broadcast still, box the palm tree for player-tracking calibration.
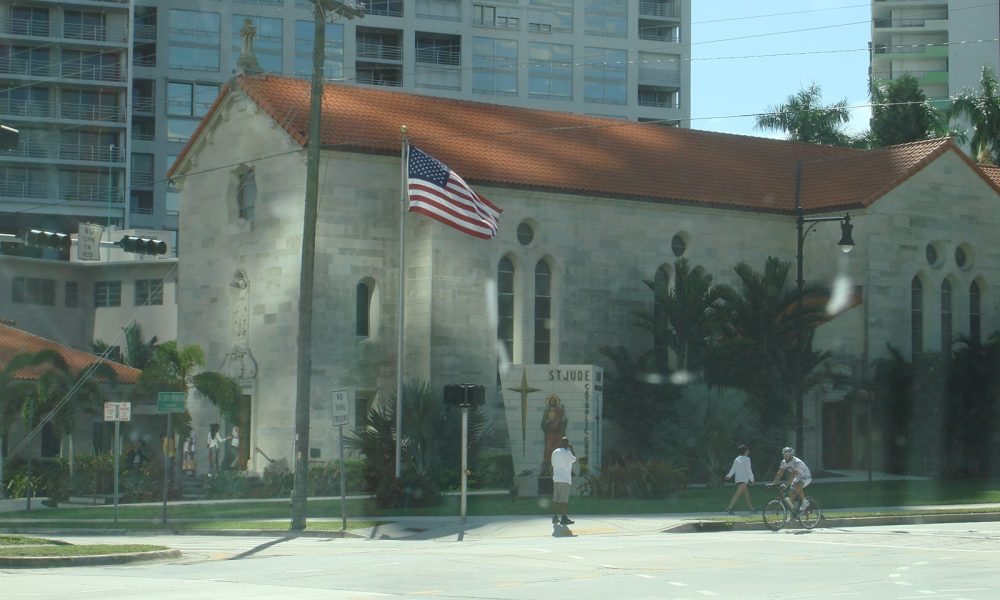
[706,257,830,448]
[0,350,60,498]
[755,83,852,146]
[948,66,1000,164]
[867,74,950,148]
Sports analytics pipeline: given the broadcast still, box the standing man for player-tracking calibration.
[551,437,577,526]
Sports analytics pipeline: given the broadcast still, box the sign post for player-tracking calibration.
[157,392,186,524]
[332,390,351,531]
[104,401,131,522]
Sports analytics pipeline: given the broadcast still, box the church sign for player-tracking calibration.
[500,365,603,496]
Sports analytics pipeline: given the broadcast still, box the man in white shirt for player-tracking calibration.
[551,437,577,526]
[772,447,812,511]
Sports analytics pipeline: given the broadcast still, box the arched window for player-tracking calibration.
[911,276,923,356]
[941,279,952,352]
[653,264,670,366]
[970,280,981,342]
[534,260,551,364]
[237,168,256,221]
[497,257,514,362]
[356,281,371,337]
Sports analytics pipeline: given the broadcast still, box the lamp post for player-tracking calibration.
[292,0,363,532]
[793,161,855,455]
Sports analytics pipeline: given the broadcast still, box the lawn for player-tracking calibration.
[0,543,166,558]
[1,478,997,526]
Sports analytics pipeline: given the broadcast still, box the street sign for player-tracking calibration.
[157,392,186,413]
[77,223,103,261]
[103,401,131,422]
[332,389,351,426]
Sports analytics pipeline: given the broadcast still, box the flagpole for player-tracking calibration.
[396,126,408,479]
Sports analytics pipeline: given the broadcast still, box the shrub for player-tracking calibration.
[374,469,441,508]
[581,460,688,499]
[469,453,514,490]
[70,452,114,498]
[3,458,69,501]
[203,470,249,499]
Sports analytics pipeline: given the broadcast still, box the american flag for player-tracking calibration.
[407,146,502,240]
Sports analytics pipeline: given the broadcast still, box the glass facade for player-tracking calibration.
[169,9,221,71]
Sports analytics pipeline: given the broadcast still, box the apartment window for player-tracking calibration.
[135,279,164,306]
[237,168,256,220]
[62,50,119,81]
[167,81,217,142]
[585,0,627,38]
[65,281,80,308]
[367,0,403,17]
[62,89,120,121]
[529,42,573,100]
[1,86,50,118]
[0,166,48,198]
[473,37,518,96]
[10,6,49,37]
[970,281,982,342]
[941,279,952,351]
[294,21,344,80]
[498,257,515,362]
[416,34,460,66]
[64,10,106,41]
[417,0,462,20]
[584,47,626,104]
[95,281,122,307]
[12,277,55,306]
[474,4,520,29]
[233,15,283,74]
[0,46,51,77]
[169,9,221,71]
[528,0,573,33]
[911,276,923,356]
[58,169,115,203]
[534,260,552,364]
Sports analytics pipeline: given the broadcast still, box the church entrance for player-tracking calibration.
[224,394,252,471]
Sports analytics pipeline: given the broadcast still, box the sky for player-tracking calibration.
[689,1,874,138]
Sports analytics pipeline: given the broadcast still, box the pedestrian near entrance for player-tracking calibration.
[207,423,224,476]
[551,437,577,526]
[724,444,755,514]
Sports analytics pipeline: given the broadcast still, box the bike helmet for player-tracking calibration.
[781,447,795,455]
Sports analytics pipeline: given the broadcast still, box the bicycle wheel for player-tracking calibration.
[798,496,821,529]
[762,499,787,531]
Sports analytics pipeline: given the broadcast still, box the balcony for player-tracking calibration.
[639,0,680,19]
[60,103,125,122]
[0,98,53,119]
[872,43,948,59]
[0,57,53,77]
[4,142,49,160]
[638,67,680,87]
[59,184,123,204]
[131,171,154,188]
[357,43,403,62]
[415,47,460,66]
[63,22,128,44]
[133,95,155,113]
[58,143,125,163]
[0,181,50,200]
[871,69,949,85]
[639,22,680,43]
[5,18,52,38]
[873,16,947,29]
[133,23,157,42]
[61,62,125,83]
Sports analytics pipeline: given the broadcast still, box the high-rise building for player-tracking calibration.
[1,0,691,241]
[871,0,1000,109]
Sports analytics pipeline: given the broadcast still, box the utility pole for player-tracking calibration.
[292,0,363,532]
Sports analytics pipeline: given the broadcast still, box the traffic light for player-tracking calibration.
[25,229,71,251]
[119,235,167,255]
[0,123,18,151]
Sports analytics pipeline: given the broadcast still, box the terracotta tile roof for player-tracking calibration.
[979,164,1000,189]
[0,323,140,384]
[170,75,1000,214]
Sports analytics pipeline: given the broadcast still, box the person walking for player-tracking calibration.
[550,437,577,526]
[207,423,224,476]
[724,444,755,514]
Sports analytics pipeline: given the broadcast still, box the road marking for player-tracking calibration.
[666,582,688,587]
[567,555,585,560]
[634,574,655,579]
[697,590,718,596]
[896,566,910,570]
[889,573,901,578]
[288,569,323,574]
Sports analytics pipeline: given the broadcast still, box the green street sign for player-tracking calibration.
[157,392,186,413]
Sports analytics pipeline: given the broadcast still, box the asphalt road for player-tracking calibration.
[4,521,999,599]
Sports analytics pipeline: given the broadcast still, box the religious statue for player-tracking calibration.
[540,394,566,477]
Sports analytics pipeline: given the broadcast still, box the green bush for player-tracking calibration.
[70,452,114,497]
[374,469,441,508]
[3,458,69,501]
[203,470,249,499]
[260,459,293,497]
[470,453,514,490]
[581,460,688,499]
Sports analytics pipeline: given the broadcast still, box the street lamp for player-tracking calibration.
[793,162,856,455]
[291,0,364,532]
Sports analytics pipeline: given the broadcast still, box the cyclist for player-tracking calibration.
[771,447,812,512]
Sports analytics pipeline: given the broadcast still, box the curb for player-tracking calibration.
[665,511,1000,533]
[0,527,367,539]
[0,548,181,569]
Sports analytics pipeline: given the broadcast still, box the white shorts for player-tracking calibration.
[792,476,812,488]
